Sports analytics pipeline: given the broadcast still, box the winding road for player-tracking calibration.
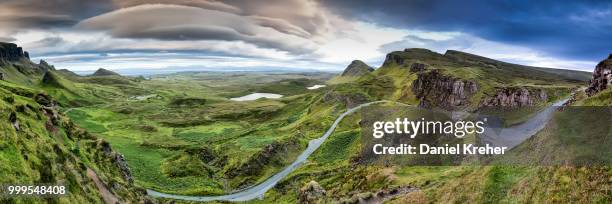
[147,99,565,202]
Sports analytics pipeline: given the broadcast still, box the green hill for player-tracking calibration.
[0,80,147,203]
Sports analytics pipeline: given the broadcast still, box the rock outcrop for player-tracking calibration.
[298,181,326,204]
[412,70,478,110]
[410,63,427,72]
[586,54,612,96]
[341,60,374,77]
[92,68,120,77]
[480,87,548,108]
[9,112,19,131]
[39,60,56,71]
[0,42,29,61]
[322,91,369,108]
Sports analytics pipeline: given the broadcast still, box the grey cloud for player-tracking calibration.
[0,0,113,34]
[0,37,16,42]
[77,4,320,54]
[112,0,242,13]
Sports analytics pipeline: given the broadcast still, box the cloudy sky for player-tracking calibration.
[1,0,610,72]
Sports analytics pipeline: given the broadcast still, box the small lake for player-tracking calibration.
[307,85,326,90]
[230,93,283,101]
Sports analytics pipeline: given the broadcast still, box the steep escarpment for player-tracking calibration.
[341,60,374,77]
[412,69,478,110]
[586,54,612,96]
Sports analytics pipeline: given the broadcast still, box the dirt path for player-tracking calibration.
[86,168,120,204]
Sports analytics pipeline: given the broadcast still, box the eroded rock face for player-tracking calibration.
[586,55,612,96]
[298,181,326,204]
[412,70,478,110]
[480,87,548,107]
[0,42,28,61]
[341,60,374,77]
[383,52,407,66]
[410,63,427,72]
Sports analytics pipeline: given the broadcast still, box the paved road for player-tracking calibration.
[147,99,565,202]
[147,101,393,202]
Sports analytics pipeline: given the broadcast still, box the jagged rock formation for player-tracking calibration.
[480,87,548,107]
[0,42,29,61]
[39,60,56,70]
[92,68,120,76]
[298,181,326,204]
[412,70,478,110]
[586,54,612,96]
[341,60,374,77]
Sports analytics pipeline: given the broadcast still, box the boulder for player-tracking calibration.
[585,54,612,96]
[298,181,326,204]
[0,72,4,80]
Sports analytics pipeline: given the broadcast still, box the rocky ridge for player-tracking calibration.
[586,54,612,96]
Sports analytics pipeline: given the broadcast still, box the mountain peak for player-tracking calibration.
[341,60,374,76]
[92,68,120,77]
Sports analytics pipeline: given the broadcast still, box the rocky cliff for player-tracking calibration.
[412,69,478,110]
[480,87,548,108]
[0,42,29,61]
[585,54,612,96]
[341,60,374,77]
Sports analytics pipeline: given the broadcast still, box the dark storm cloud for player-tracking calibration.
[0,0,113,32]
[320,0,612,61]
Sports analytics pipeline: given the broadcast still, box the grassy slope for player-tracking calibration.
[58,72,340,195]
[0,79,144,203]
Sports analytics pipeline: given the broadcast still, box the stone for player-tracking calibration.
[298,181,326,204]
[0,72,4,80]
